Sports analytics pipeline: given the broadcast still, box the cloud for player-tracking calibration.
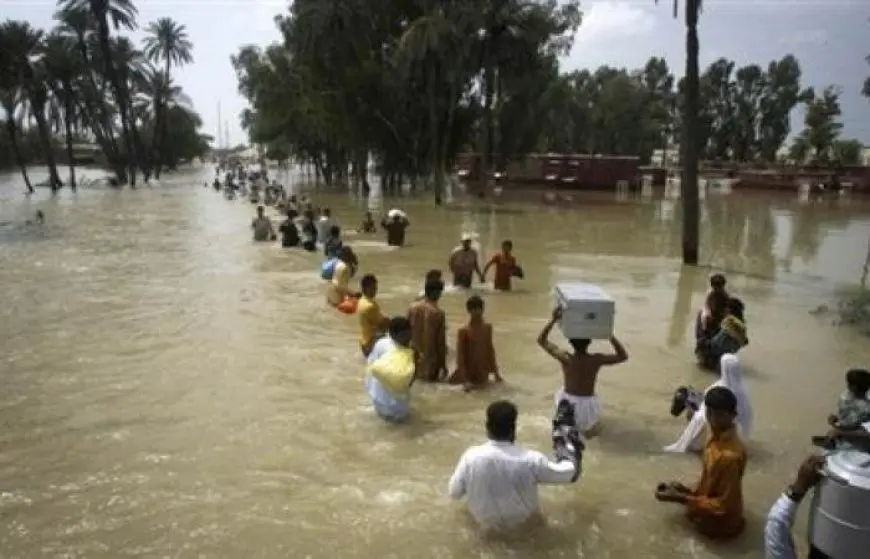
[574,1,658,45]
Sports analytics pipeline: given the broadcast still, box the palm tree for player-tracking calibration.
[657,0,701,265]
[1,20,63,190]
[0,26,35,193]
[57,0,140,184]
[43,33,82,189]
[142,17,192,178]
[0,94,34,193]
[54,5,126,180]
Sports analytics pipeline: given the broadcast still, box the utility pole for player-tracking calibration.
[217,101,222,149]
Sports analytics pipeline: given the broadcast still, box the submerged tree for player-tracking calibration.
[0,1,208,190]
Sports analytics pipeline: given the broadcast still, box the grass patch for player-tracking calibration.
[837,286,870,336]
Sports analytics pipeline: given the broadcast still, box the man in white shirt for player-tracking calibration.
[448,400,582,531]
[316,207,337,244]
[764,421,870,559]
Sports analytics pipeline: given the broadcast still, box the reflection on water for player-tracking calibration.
[2,168,870,558]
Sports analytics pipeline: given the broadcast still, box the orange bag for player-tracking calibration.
[337,297,358,315]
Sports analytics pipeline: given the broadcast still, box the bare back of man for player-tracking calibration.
[537,307,628,438]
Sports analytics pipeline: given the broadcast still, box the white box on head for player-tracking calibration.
[553,282,615,340]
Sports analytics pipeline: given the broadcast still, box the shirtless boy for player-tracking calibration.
[537,306,628,438]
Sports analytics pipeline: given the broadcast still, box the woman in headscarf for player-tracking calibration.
[664,354,753,453]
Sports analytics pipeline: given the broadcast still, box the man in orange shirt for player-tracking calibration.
[482,240,520,292]
[655,386,747,540]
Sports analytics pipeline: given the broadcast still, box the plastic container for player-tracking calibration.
[320,258,337,280]
[808,449,870,559]
[553,283,615,340]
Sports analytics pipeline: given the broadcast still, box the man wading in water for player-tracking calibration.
[449,234,484,288]
[251,205,275,242]
[537,307,628,438]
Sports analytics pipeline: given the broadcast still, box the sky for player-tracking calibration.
[3,0,869,147]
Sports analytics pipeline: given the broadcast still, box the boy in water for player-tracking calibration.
[415,269,443,301]
[482,240,519,291]
[358,274,391,357]
[698,297,748,367]
[323,225,343,258]
[359,211,376,233]
[449,295,502,391]
[828,368,870,432]
[407,279,447,382]
[698,274,729,336]
[655,386,747,540]
[381,213,410,247]
[537,307,628,438]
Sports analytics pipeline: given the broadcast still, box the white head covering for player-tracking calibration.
[663,353,753,453]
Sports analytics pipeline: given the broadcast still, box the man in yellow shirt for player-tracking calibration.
[358,274,390,356]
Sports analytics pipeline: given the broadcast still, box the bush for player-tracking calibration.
[837,287,870,336]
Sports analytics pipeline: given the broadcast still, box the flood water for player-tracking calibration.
[2,166,870,558]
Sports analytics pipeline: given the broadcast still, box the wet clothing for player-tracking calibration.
[684,426,747,540]
[554,391,601,437]
[450,247,478,287]
[382,217,408,246]
[252,217,273,242]
[327,261,351,306]
[300,219,317,252]
[323,236,343,259]
[316,216,336,244]
[365,338,413,422]
[448,440,578,531]
[407,299,447,382]
[358,296,389,356]
[836,391,870,430]
[487,252,516,291]
[449,322,497,387]
[280,220,300,247]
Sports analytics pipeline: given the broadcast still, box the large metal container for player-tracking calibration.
[808,450,870,559]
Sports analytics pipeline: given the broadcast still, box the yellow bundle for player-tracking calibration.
[367,346,415,395]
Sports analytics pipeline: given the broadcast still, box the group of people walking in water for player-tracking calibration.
[211,168,868,556]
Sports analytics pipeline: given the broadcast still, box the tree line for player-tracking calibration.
[0,0,210,193]
[232,0,864,203]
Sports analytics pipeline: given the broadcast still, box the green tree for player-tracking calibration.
[142,17,193,178]
[0,20,63,190]
[1,2,208,190]
[797,85,843,162]
[57,0,143,184]
[831,139,863,165]
[43,32,84,188]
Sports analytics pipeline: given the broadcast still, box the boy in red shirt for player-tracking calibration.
[483,240,520,291]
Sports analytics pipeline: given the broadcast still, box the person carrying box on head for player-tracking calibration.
[536,303,628,439]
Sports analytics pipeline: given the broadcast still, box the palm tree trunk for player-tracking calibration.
[680,0,701,265]
[63,95,77,189]
[95,16,136,186]
[5,118,33,193]
[477,37,494,197]
[30,97,63,191]
[427,62,443,204]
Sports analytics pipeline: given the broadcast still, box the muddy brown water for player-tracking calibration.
[1,166,870,558]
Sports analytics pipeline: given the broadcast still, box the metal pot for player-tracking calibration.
[808,450,870,559]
